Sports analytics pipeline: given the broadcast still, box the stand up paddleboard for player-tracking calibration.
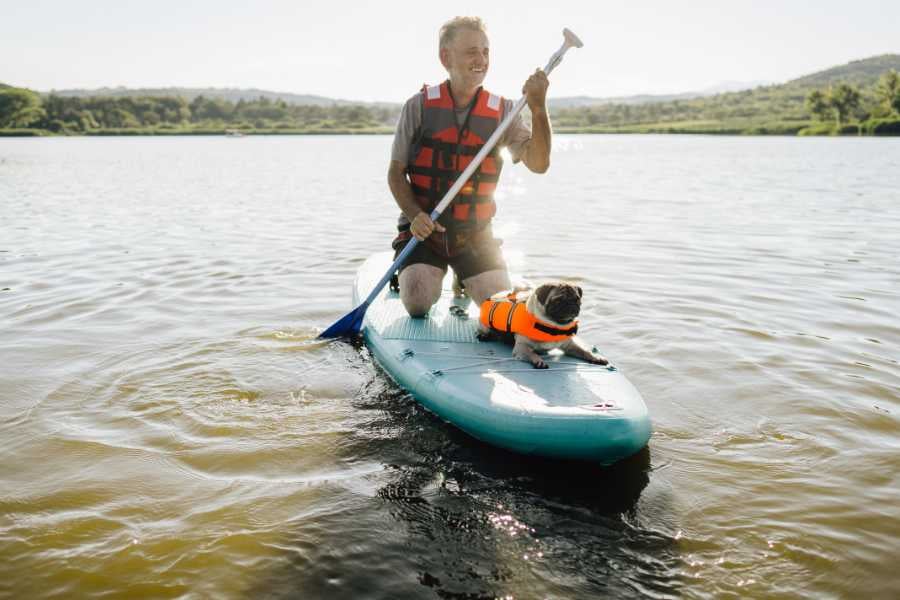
[354,252,651,464]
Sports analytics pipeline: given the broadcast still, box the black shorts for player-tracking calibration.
[393,228,507,282]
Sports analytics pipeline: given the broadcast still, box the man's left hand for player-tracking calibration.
[523,69,549,111]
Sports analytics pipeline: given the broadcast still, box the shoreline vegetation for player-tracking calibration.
[2,55,899,138]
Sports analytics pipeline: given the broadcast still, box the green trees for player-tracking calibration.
[797,74,900,134]
[829,83,861,123]
[798,84,865,124]
[548,59,900,135]
[876,70,900,115]
[805,90,832,121]
[0,87,45,127]
[0,89,400,134]
[9,66,899,136]
[802,75,897,128]
[189,95,232,122]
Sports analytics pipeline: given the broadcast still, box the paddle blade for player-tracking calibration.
[318,301,369,339]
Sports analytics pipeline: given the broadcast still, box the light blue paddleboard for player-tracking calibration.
[354,252,652,464]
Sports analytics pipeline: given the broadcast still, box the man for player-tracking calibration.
[388,16,552,317]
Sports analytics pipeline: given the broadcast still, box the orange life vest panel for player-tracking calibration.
[479,292,579,343]
[408,81,505,228]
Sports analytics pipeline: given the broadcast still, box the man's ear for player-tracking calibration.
[536,284,553,306]
[439,47,450,70]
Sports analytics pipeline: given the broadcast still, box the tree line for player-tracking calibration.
[0,86,400,133]
[805,70,900,124]
[4,70,900,136]
[551,69,900,135]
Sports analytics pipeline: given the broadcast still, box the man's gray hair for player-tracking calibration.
[439,16,487,49]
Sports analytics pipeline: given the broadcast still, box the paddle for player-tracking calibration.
[319,28,584,340]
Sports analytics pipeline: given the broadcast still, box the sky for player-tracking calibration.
[3,0,899,102]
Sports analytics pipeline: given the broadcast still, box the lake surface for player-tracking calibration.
[1,134,898,599]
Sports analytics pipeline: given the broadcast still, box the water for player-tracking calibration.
[1,135,898,599]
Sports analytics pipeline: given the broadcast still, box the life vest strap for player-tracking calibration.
[408,165,500,184]
[417,137,500,157]
[410,185,496,207]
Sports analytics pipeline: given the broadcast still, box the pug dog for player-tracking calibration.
[477,283,609,369]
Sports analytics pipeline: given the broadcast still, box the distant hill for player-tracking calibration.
[550,93,699,108]
[549,80,770,109]
[788,54,900,88]
[52,85,693,109]
[553,53,900,134]
[5,53,898,136]
[45,86,397,108]
[47,81,771,111]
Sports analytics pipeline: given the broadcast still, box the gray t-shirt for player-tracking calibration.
[390,91,532,166]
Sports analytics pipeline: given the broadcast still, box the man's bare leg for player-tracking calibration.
[462,269,511,305]
[399,264,445,317]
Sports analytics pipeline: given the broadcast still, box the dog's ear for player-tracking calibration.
[575,286,583,299]
[536,284,553,306]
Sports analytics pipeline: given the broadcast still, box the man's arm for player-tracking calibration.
[388,160,422,222]
[388,160,444,241]
[521,69,551,174]
[388,93,445,242]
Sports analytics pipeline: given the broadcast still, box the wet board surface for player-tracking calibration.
[354,252,652,464]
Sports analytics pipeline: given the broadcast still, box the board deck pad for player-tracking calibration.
[353,252,652,463]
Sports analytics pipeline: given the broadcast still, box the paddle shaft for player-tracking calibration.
[360,37,579,310]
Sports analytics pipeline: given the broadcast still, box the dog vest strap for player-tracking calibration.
[505,302,520,333]
[487,299,501,327]
[533,321,578,337]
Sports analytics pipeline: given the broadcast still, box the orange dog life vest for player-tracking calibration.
[479,293,579,343]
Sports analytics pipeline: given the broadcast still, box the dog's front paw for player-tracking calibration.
[476,329,495,342]
[532,357,548,369]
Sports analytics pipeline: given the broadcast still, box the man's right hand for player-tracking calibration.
[410,212,446,241]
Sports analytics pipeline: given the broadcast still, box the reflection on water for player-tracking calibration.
[1,135,898,598]
[249,372,677,600]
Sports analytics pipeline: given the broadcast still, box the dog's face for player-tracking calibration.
[534,282,583,325]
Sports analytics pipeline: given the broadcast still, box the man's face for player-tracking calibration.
[440,29,490,90]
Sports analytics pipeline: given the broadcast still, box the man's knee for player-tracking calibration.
[402,297,433,318]
[462,269,511,305]
[399,264,444,317]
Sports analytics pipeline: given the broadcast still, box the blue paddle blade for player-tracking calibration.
[318,301,369,339]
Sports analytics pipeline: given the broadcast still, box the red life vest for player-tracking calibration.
[479,292,579,343]
[397,81,505,256]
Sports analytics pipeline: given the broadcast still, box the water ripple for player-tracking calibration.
[1,135,899,599]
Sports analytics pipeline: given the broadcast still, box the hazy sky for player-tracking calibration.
[3,0,898,101]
